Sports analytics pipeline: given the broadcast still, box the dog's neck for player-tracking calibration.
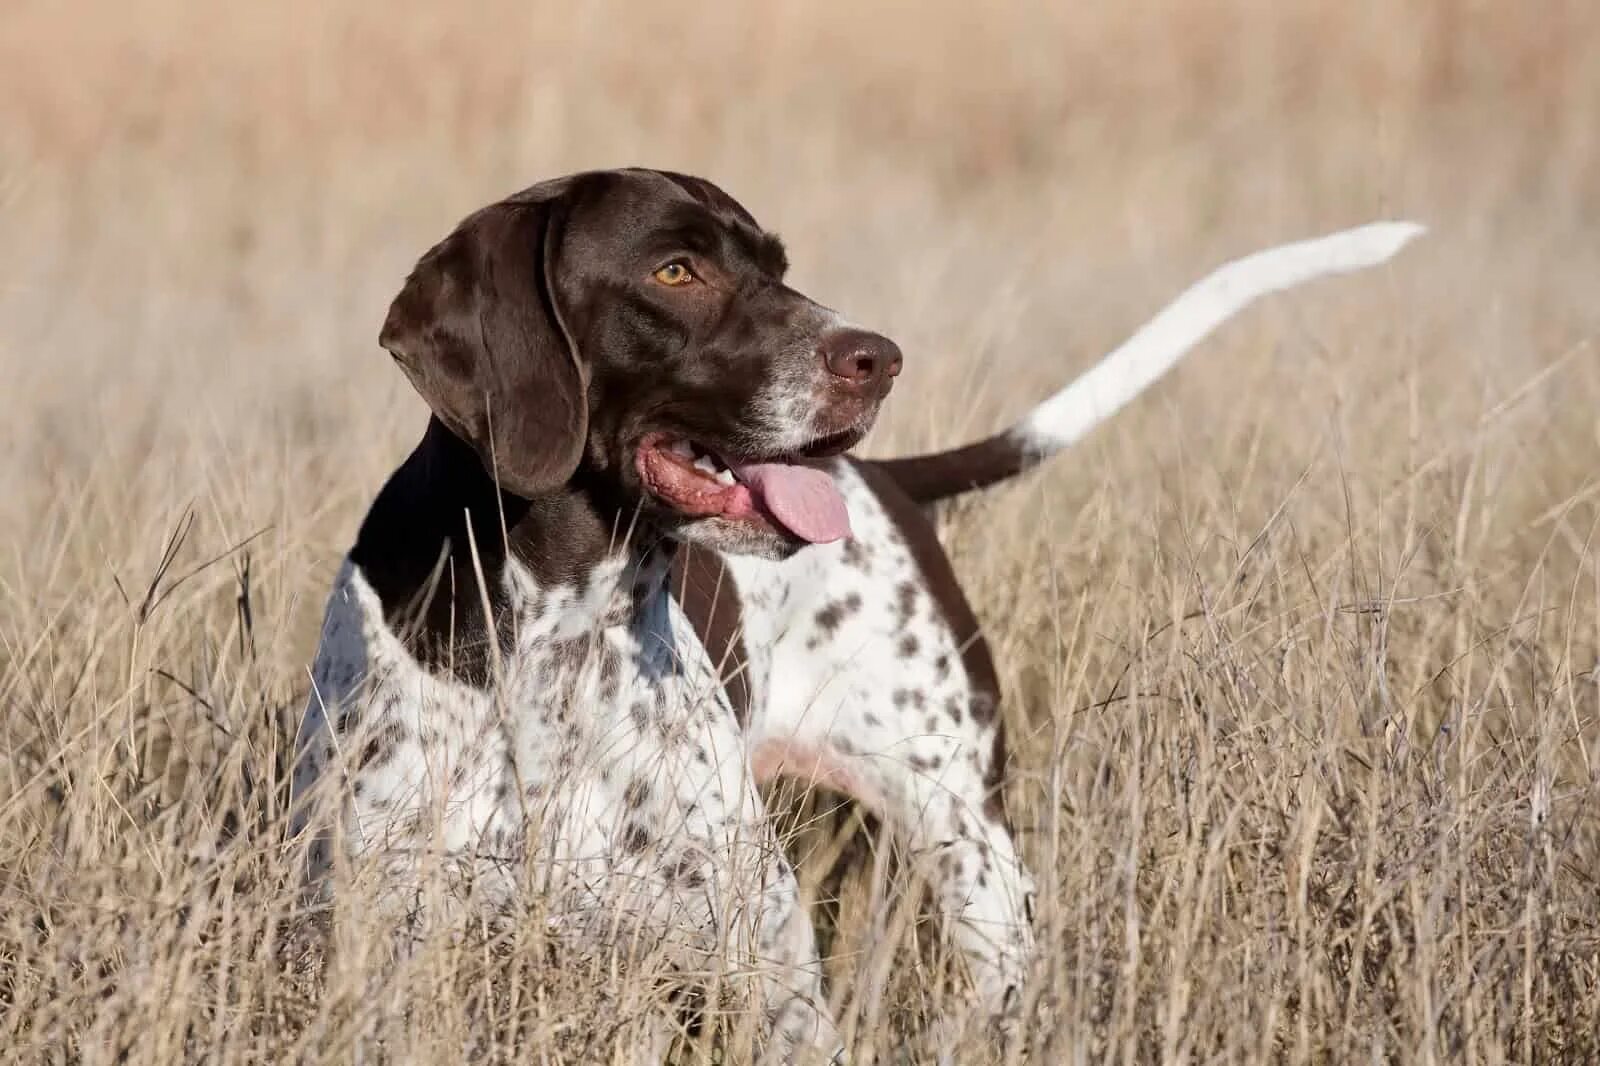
[350,417,674,681]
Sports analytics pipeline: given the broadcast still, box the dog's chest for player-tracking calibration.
[300,553,745,897]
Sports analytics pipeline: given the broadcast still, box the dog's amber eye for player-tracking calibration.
[653,261,695,287]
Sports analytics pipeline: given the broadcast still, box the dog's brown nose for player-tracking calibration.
[821,329,903,387]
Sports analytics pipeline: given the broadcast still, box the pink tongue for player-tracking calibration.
[728,460,851,543]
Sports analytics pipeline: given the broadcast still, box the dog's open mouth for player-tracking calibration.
[636,430,860,544]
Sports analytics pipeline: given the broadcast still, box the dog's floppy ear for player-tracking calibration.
[380,184,584,498]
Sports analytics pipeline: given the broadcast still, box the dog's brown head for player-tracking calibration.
[380,168,901,559]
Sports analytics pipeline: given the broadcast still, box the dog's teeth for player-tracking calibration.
[667,440,694,458]
[715,469,736,486]
[693,455,719,475]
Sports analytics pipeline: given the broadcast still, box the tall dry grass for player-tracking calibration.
[2,1,1599,1061]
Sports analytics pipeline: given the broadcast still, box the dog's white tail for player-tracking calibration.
[873,222,1425,503]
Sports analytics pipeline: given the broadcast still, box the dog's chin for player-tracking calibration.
[666,513,808,561]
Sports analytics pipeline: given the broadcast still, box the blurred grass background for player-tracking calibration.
[2,1,1599,1062]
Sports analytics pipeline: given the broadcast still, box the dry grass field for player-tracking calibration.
[3,1,1600,1062]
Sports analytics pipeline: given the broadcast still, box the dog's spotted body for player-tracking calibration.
[301,538,838,1057]
[292,167,1421,1063]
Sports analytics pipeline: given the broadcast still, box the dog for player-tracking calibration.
[291,167,1421,1062]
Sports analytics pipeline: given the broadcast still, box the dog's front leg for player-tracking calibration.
[627,689,844,1066]
[686,765,844,1064]
[749,722,1035,1051]
[886,750,1037,1029]
[743,846,844,1065]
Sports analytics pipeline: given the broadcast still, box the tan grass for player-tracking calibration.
[3,0,1599,1061]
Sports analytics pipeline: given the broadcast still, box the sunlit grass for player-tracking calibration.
[2,1,1598,1061]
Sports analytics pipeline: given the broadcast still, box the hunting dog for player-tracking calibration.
[292,167,1420,1062]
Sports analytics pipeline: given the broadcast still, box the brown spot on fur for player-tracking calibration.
[624,778,651,809]
[359,718,409,770]
[622,822,653,854]
[893,688,927,710]
[841,537,869,567]
[895,581,919,624]
[813,592,863,635]
[898,634,920,658]
[599,653,621,702]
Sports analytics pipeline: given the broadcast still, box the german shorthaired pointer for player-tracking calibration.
[291,167,1420,1062]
